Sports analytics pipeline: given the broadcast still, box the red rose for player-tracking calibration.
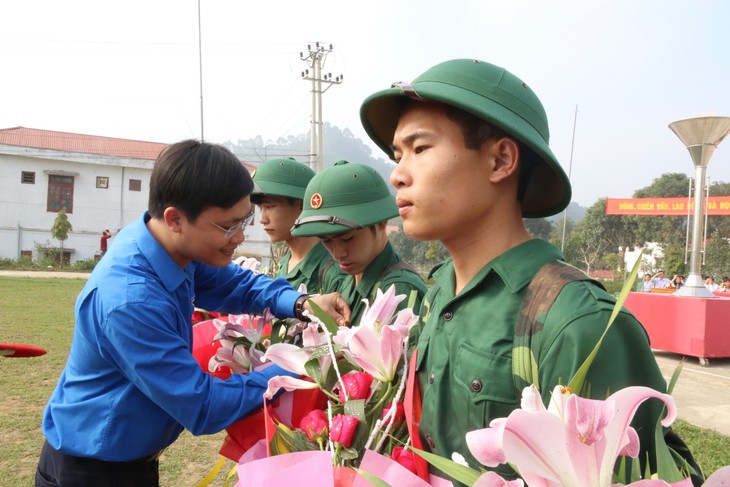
[337,371,374,402]
[192,310,206,324]
[299,409,328,442]
[330,414,359,448]
[381,401,405,428]
[391,446,417,474]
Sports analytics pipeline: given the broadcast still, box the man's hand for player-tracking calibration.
[306,293,351,327]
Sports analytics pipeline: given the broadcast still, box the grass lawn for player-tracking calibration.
[0,277,235,486]
[1,276,729,486]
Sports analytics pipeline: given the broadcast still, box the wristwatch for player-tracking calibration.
[294,294,311,322]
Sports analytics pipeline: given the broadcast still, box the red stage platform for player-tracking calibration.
[624,291,730,366]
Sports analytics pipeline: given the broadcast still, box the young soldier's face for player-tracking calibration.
[257,196,301,243]
[319,223,387,281]
[390,103,497,243]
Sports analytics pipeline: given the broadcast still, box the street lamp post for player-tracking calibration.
[668,116,730,297]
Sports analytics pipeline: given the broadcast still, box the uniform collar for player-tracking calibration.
[432,239,564,298]
[355,241,397,298]
[284,242,330,280]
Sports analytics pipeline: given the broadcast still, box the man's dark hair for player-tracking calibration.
[148,139,254,220]
[443,105,537,202]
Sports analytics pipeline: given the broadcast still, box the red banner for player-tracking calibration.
[606,197,730,216]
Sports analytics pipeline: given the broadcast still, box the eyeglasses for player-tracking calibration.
[203,210,254,238]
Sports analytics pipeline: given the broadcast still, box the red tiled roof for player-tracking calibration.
[0,126,168,160]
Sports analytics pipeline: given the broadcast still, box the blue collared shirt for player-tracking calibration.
[42,212,301,461]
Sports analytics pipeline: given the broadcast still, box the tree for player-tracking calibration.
[50,209,73,265]
[577,198,638,279]
[570,217,610,274]
[523,218,553,240]
[704,230,730,279]
[633,173,689,248]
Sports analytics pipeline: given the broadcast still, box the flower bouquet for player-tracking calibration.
[191,256,315,461]
[233,285,449,486]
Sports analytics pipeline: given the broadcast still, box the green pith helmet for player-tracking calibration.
[359,58,571,218]
[250,158,315,202]
[290,160,397,237]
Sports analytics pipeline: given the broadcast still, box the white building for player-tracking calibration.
[0,127,272,265]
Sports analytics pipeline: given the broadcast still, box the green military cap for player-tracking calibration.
[359,59,571,218]
[290,160,397,237]
[251,158,315,201]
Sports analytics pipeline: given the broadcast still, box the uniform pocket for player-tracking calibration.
[454,342,516,404]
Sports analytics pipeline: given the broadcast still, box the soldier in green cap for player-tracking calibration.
[290,160,427,325]
[251,158,346,294]
[360,59,700,484]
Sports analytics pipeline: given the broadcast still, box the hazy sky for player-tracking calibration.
[2,0,729,207]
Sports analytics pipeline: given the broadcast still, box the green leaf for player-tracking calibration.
[653,419,687,482]
[568,254,642,393]
[307,299,340,335]
[269,423,318,455]
[269,320,286,345]
[304,357,323,386]
[407,446,482,485]
[343,399,367,422]
[666,361,684,395]
[354,469,393,487]
[338,445,360,460]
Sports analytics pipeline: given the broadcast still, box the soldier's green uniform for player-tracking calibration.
[337,240,426,325]
[275,241,343,295]
[413,239,666,477]
[291,160,426,324]
[251,158,345,294]
[360,59,700,485]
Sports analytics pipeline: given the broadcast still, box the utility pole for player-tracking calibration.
[197,0,204,141]
[561,104,579,252]
[300,43,342,172]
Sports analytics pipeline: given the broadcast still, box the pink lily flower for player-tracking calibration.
[234,256,261,272]
[263,322,332,394]
[264,375,320,400]
[473,472,525,487]
[223,311,271,345]
[208,339,251,374]
[465,385,677,487]
[333,286,418,382]
[210,315,268,368]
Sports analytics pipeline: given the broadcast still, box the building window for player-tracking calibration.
[129,179,142,192]
[96,176,109,189]
[21,171,36,184]
[47,175,74,213]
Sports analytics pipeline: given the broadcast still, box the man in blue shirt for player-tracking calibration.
[35,140,350,487]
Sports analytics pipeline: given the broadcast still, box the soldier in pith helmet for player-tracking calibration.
[360,59,700,485]
[291,160,426,324]
[251,158,345,294]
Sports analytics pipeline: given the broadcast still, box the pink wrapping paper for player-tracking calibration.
[235,449,454,486]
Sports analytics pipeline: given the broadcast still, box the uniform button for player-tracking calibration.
[428,372,435,384]
[470,378,483,392]
[443,311,453,321]
[426,435,435,449]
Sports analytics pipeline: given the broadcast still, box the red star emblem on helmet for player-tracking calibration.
[310,193,323,209]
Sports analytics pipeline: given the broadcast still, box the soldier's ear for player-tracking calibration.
[488,137,520,183]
